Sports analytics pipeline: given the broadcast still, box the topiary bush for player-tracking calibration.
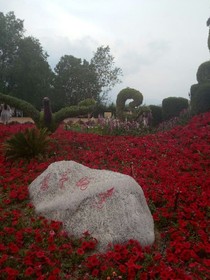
[116,87,143,120]
[3,127,51,160]
[0,92,40,124]
[0,92,94,132]
[162,97,189,121]
[196,61,210,83]
[78,98,96,107]
[54,105,94,124]
[149,105,163,127]
[190,84,200,99]
[191,82,210,115]
[189,20,210,116]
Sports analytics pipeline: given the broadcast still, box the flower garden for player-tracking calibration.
[0,112,210,280]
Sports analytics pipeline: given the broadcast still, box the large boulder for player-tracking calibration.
[29,161,155,251]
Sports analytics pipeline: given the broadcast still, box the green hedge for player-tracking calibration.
[149,105,163,126]
[191,82,210,115]
[0,92,40,124]
[196,61,210,83]
[78,98,96,107]
[162,97,189,121]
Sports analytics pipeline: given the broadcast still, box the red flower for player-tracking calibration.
[36,251,45,258]
[9,243,19,254]
[119,264,127,274]
[86,255,100,268]
[4,267,19,277]
[91,268,99,277]
[25,267,34,276]
[77,248,85,255]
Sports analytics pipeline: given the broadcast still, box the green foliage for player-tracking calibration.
[149,105,163,126]
[92,103,107,118]
[106,103,116,117]
[116,87,143,120]
[0,12,52,108]
[91,45,123,101]
[0,11,24,94]
[78,98,96,107]
[3,128,51,160]
[162,97,189,121]
[189,20,210,116]
[191,82,210,115]
[128,105,151,122]
[91,102,116,118]
[0,92,40,123]
[10,36,53,109]
[196,61,210,84]
[0,92,95,132]
[54,105,94,124]
[190,84,200,99]
[53,55,100,110]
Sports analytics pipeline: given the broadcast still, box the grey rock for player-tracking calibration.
[29,160,155,251]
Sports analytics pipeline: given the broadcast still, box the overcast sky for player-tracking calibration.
[0,0,210,105]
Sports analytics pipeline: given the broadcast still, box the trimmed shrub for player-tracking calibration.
[149,105,163,126]
[162,97,189,121]
[92,103,106,118]
[78,98,96,107]
[0,92,40,124]
[191,82,210,115]
[190,84,200,99]
[116,87,143,120]
[54,105,94,123]
[196,61,210,83]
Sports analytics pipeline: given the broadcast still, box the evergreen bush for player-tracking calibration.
[149,105,163,126]
[162,97,189,121]
[196,61,210,83]
[191,83,210,115]
[78,98,96,107]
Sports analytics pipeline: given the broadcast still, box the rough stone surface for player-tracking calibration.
[29,160,155,251]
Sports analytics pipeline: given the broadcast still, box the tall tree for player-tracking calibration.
[53,55,100,110]
[0,11,53,109]
[91,45,123,102]
[0,11,24,93]
[10,36,53,109]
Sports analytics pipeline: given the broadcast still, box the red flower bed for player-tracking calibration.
[0,113,210,279]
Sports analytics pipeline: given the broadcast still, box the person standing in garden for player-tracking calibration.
[0,103,11,124]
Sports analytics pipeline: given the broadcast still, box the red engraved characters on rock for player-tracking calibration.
[93,187,115,209]
[40,173,51,191]
[59,169,71,189]
[76,176,92,190]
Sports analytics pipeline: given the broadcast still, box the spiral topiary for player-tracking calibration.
[116,87,143,120]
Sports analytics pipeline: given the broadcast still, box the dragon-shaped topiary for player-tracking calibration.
[0,93,95,132]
